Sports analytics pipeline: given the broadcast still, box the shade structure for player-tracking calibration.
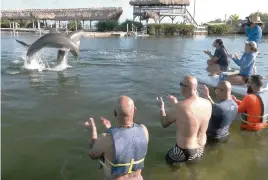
[0,7,123,21]
[129,0,190,6]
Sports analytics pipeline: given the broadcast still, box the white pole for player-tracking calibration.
[13,21,15,36]
[127,23,129,32]
[66,22,68,34]
[193,0,196,19]
[38,20,41,37]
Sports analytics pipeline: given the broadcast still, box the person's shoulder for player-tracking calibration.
[256,25,262,30]
[199,97,213,107]
[243,94,257,101]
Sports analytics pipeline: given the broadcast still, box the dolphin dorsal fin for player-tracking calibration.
[49,28,60,34]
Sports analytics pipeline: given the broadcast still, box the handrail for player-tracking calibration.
[185,9,198,27]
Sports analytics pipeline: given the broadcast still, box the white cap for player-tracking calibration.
[245,41,258,50]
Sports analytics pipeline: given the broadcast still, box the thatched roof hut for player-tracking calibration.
[0,7,123,21]
[129,0,190,6]
[30,12,56,20]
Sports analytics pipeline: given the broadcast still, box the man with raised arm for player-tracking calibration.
[203,81,238,145]
[156,76,212,166]
[85,96,149,180]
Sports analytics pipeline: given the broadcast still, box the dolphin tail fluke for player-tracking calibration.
[14,38,31,48]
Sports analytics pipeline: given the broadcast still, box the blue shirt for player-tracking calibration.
[214,46,229,70]
[245,25,262,45]
[232,52,256,76]
[207,99,238,138]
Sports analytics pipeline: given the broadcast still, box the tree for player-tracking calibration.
[208,18,223,23]
[228,14,240,25]
[67,21,82,31]
[95,20,119,32]
[117,19,143,32]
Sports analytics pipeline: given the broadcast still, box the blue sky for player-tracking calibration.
[1,0,267,24]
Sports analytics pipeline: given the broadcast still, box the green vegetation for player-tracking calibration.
[67,21,82,31]
[95,20,119,32]
[207,24,232,35]
[147,24,195,35]
[116,20,143,32]
[95,19,143,32]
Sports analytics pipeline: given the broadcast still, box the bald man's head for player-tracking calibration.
[215,81,232,100]
[218,81,232,91]
[183,76,198,90]
[114,96,135,118]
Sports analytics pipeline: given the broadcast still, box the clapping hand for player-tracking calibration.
[156,97,165,109]
[85,118,98,139]
[100,117,112,129]
[204,50,211,55]
[234,53,239,59]
[203,85,210,98]
[168,95,178,104]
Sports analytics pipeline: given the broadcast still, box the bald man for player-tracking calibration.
[156,76,212,166]
[85,96,149,180]
[203,81,238,145]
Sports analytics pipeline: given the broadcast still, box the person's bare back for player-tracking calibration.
[174,96,212,149]
[156,76,212,166]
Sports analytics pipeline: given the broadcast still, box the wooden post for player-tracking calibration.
[66,22,68,34]
[127,23,129,33]
[83,20,85,29]
[90,21,92,29]
[75,21,77,30]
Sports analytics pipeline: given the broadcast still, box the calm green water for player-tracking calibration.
[1,34,268,180]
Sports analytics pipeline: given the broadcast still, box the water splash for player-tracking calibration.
[22,52,71,72]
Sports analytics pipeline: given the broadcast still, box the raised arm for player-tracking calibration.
[232,54,255,67]
[89,133,110,160]
[156,97,177,128]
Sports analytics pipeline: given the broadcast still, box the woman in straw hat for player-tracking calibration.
[245,13,263,45]
[245,13,263,75]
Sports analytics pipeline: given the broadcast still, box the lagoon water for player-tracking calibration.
[1,33,268,180]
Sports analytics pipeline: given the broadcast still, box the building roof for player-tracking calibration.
[0,7,123,21]
[129,0,190,6]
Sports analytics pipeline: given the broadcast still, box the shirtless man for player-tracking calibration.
[85,96,149,180]
[156,76,212,166]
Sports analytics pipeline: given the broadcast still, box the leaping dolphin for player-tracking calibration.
[26,33,80,58]
[13,29,85,65]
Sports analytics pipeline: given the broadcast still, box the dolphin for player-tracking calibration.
[14,29,85,65]
[56,29,86,64]
[26,33,80,59]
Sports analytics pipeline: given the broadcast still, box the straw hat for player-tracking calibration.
[251,13,263,24]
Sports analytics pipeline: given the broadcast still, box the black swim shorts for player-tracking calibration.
[238,74,249,83]
[165,144,204,166]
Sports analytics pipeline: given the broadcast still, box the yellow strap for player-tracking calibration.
[128,159,134,174]
[105,157,144,167]
[99,160,111,171]
[99,157,145,172]
[240,114,268,124]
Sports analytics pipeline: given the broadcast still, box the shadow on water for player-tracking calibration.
[1,35,268,180]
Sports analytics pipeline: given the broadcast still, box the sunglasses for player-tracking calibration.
[180,82,188,88]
